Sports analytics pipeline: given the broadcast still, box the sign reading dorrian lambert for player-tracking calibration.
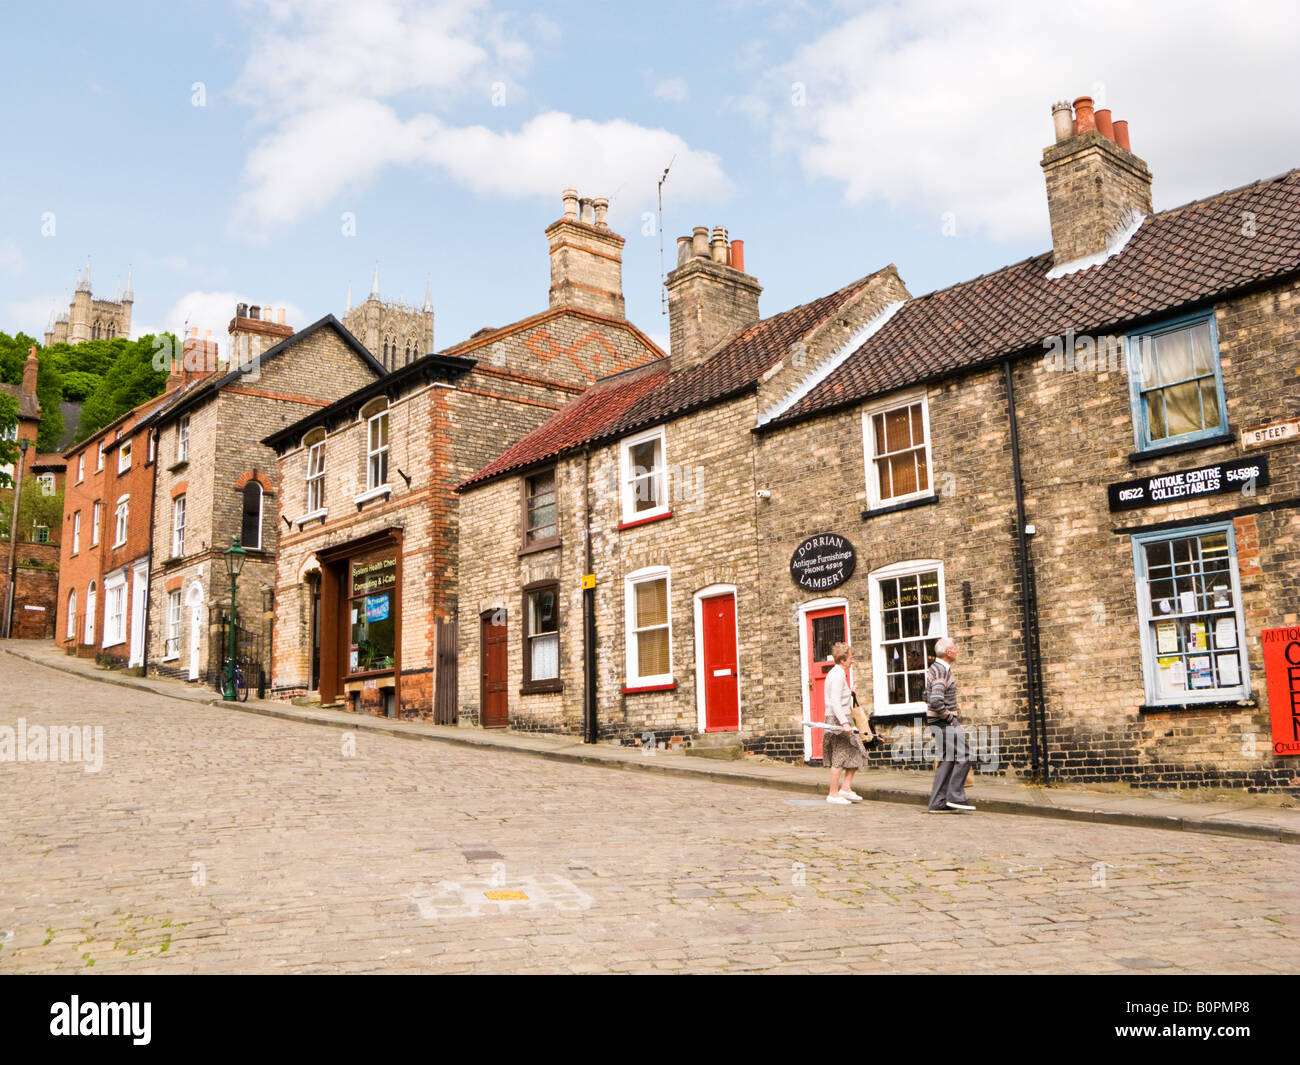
[790,533,857,591]
[1108,457,1269,512]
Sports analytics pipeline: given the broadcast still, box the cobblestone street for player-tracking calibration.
[1,653,1297,974]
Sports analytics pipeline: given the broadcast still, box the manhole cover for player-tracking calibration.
[462,850,504,861]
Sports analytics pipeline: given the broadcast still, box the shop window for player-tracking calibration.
[1132,522,1249,705]
[113,495,129,547]
[620,426,667,524]
[349,548,397,674]
[862,393,932,509]
[241,482,263,550]
[172,495,186,558]
[1128,311,1228,451]
[868,560,946,715]
[522,468,558,549]
[522,582,561,691]
[625,566,672,686]
[164,590,182,659]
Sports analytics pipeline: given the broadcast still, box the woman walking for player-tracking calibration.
[824,642,869,804]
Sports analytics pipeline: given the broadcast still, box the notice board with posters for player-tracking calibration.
[1262,626,1300,756]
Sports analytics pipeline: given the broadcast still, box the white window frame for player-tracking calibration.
[367,410,390,491]
[623,565,673,688]
[84,582,96,645]
[163,589,182,661]
[306,441,326,516]
[77,454,85,483]
[147,430,155,464]
[1132,521,1250,706]
[66,589,77,640]
[96,442,105,471]
[619,425,668,525]
[117,439,132,473]
[72,511,80,555]
[861,391,934,511]
[113,494,129,548]
[91,501,101,547]
[867,559,947,718]
[103,572,128,648]
[172,494,186,558]
[177,416,190,464]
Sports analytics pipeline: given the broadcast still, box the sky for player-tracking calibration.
[2,0,1297,357]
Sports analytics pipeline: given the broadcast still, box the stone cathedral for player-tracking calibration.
[45,265,134,346]
[342,266,434,372]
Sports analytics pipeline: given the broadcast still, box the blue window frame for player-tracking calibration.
[1126,310,1228,452]
[1131,521,1249,706]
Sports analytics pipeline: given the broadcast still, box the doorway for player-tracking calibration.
[694,586,739,732]
[799,600,849,762]
[480,610,508,728]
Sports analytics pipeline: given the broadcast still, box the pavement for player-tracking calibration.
[5,639,1298,844]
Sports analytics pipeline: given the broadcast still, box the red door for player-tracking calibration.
[481,612,508,729]
[700,592,739,731]
[804,606,847,761]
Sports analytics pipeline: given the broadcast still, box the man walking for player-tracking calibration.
[926,636,976,813]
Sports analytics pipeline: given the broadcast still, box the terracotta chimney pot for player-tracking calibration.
[1112,120,1131,152]
[1073,96,1095,134]
[1095,108,1114,140]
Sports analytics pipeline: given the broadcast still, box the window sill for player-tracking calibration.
[862,494,938,521]
[354,485,392,507]
[618,510,672,532]
[519,538,561,557]
[295,508,328,527]
[621,681,677,694]
[101,637,126,650]
[168,460,189,473]
[1128,431,1234,464]
[1138,698,1256,714]
[871,705,929,720]
[160,654,179,663]
[521,680,564,695]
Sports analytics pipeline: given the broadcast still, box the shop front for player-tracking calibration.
[317,530,403,717]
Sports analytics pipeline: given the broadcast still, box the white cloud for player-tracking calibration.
[769,0,1300,243]
[5,296,63,341]
[135,291,308,347]
[652,77,690,103]
[229,0,730,233]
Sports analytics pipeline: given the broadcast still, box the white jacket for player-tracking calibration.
[824,663,854,726]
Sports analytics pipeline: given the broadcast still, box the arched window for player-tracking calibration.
[84,581,97,645]
[404,340,411,364]
[382,339,389,367]
[67,590,77,641]
[241,481,263,550]
[412,341,419,359]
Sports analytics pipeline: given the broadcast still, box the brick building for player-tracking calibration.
[2,347,67,639]
[140,310,386,689]
[264,192,662,718]
[55,389,169,663]
[456,98,1300,791]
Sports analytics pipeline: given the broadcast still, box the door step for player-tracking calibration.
[686,733,743,760]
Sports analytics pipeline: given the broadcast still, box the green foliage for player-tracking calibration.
[35,353,63,452]
[76,334,172,440]
[0,331,39,383]
[0,474,63,542]
[0,391,17,487]
[60,371,102,401]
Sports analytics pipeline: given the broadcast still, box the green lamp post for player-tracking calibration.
[222,535,248,700]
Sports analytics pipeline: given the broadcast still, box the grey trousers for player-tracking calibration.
[928,723,974,810]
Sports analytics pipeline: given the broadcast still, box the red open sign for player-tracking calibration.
[1262,626,1300,757]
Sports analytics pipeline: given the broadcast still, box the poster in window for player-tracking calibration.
[1179,591,1197,614]
[365,594,390,622]
[1188,656,1214,689]
[1158,657,1185,689]
[1156,621,1178,654]
[1215,617,1237,649]
[1190,622,1208,651]
[1216,654,1241,686]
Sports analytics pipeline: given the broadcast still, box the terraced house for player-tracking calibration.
[456,96,1300,791]
[263,192,661,719]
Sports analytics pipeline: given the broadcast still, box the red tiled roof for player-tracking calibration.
[458,272,885,490]
[764,167,1300,428]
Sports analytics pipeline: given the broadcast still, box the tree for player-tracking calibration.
[0,391,17,488]
[0,474,64,543]
[34,350,64,452]
[76,333,173,440]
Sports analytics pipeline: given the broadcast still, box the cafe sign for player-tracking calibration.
[1263,626,1300,757]
[790,533,856,592]
[1108,457,1269,512]
[352,552,397,595]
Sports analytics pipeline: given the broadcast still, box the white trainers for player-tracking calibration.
[826,795,852,805]
[838,790,864,802]
[946,801,976,812]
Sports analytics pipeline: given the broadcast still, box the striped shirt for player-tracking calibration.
[924,658,957,723]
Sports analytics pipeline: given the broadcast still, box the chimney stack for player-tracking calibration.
[665,224,761,373]
[545,188,626,319]
[21,346,39,399]
[228,302,294,369]
[178,326,220,386]
[1041,94,1152,267]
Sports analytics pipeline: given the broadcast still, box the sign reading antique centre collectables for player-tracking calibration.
[1107,456,1269,512]
[790,533,856,591]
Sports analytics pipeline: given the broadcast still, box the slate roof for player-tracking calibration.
[457,272,884,490]
[0,382,41,421]
[761,167,1300,430]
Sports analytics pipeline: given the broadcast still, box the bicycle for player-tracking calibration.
[223,657,250,702]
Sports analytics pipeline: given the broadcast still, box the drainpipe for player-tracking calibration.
[582,447,597,743]
[140,426,159,674]
[1003,359,1050,782]
[4,439,30,638]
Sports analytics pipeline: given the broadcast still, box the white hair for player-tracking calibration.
[934,636,955,655]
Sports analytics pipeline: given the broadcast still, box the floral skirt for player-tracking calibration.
[824,729,866,769]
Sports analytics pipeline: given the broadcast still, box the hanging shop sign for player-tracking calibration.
[1263,626,1300,757]
[1107,457,1269,512]
[790,533,856,592]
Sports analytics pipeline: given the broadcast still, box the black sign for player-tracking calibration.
[1108,456,1269,512]
[790,533,857,591]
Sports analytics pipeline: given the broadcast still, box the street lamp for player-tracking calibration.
[222,535,247,700]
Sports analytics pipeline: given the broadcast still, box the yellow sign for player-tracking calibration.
[484,890,528,901]
[581,574,595,590]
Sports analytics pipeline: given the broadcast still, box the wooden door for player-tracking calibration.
[699,592,739,731]
[480,612,508,729]
[804,606,847,761]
